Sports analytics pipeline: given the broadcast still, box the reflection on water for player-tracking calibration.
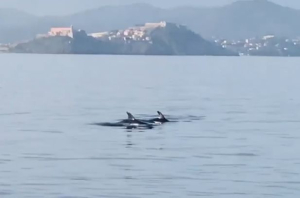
[0,54,300,197]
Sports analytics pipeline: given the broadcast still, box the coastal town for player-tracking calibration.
[89,21,168,43]
[0,22,166,53]
[9,21,236,56]
[2,21,300,56]
[214,35,300,56]
[34,21,167,43]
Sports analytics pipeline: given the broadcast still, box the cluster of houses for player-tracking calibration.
[88,21,167,42]
[0,44,9,52]
[41,22,168,42]
[214,35,300,56]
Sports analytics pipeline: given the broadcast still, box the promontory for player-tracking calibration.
[10,22,237,56]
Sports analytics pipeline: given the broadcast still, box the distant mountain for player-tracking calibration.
[0,9,38,43]
[10,22,237,56]
[2,0,300,43]
[65,3,164,33]
[64,0,300,39]
[194,0,300,38]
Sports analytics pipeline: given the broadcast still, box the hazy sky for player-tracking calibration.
[0,0,299,16]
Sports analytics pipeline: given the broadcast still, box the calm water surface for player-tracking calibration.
[0,54,300,198]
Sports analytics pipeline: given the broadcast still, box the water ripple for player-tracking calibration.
[208,153,258,157]
[22,156,175,162]
[0,112,31,116]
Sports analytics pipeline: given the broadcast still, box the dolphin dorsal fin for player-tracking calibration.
[127,112,136,120]
[157,111,165,119]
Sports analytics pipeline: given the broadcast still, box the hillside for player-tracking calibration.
[2,0,300,43]
[10,22,236,56]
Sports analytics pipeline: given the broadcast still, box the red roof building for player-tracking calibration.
[48,26,74,38]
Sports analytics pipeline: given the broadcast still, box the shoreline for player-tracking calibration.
[3,52,300,58]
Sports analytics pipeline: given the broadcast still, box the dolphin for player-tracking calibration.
[95,112,153,129]
[146,111,169,124]
[125,112,154,129]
